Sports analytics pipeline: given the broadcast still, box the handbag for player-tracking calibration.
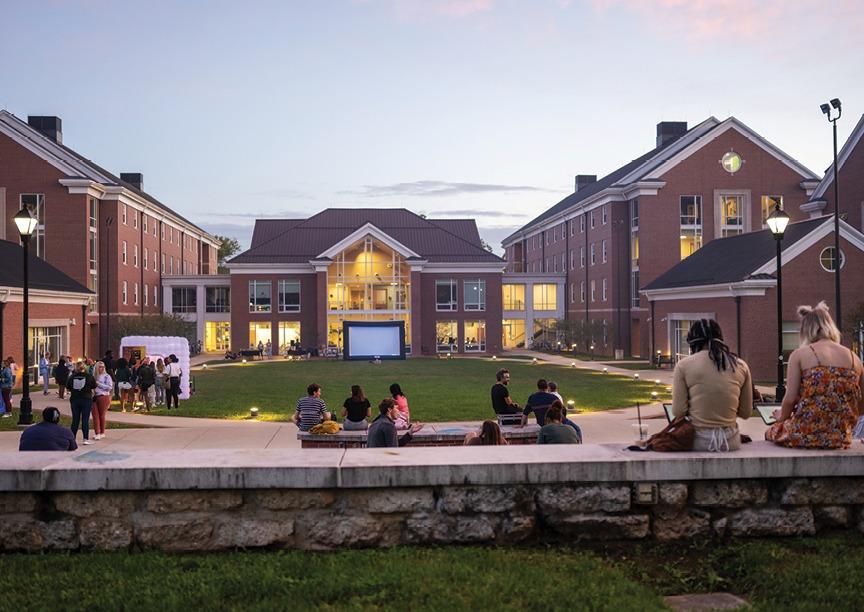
[629,415,694,452]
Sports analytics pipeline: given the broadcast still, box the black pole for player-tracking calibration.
[775,236,786,402]
[18,236,33,426]
[832,118,842,331]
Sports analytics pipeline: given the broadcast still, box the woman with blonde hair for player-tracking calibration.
[766,301,862,449]
[464,420,508,446]
[92,361,113,439]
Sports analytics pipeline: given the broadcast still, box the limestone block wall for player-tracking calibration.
[1,443,863,552]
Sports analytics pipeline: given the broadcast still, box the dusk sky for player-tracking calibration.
[2,0,861,253]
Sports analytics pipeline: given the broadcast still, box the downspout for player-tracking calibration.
[735,295,742,358]
[584,210,589,349]
[650,299,656,359]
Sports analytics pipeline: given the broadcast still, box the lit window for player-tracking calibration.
[721,151,743,174]
[720,195,745,237]
[680,195,703,260]
[502,284,525,310]
[761,195,783,227]
[463,320,486,352]
[435,321,458,353]
[533,284,557,311]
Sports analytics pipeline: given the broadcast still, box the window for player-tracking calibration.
[602,205,608,225]
[144,284,149,306]
[143,215,148,233]
[161,253,166,273]
[580,216,585,233]
[206,321,232,352]
[570,221,575,237]
[154,285,158,306]
[630,199,639,229]
[122,241,127,265]
[819,247,846,272]
[680,195,703,260]
[502,284,525,310]
[553,226,558,242]
[436,321,458,353]
[122,204,127,225]
[169,256,174,275]
[533,284,556,311]
[590,243,596,265]
[464,321,486,352]
[134,283,139,305]
[602,239,607,263]
[631,271,640,308]
[249,322,272,347]
[464,279,486,311]
[720,195,745,236]
[133,244,138,268]
[153,251,157,271]
[249,281,271,312]
[545,231,550,246]
[561,253,566,272]
[761,195,783,227]
[590,280,596,302]
[88,197,97,311]
[153,219,157,237]
[278,280,301,312]
[580,281,585,303]
[721,151,743,174]
[144,247,148,270]
[673,319,693,362]
[20,194,45,258]
[206,287,231,313]
[161,223,165,240]
[602,278,608,301]
[569,250,574,270]
[133,211,138,229]
[580,247,585,268]
[171,287,197,313]
[590,211,596,229]
[553,257,558,273]
[436,280,458,311]
[278,322,301,352]
[122,281,127,305]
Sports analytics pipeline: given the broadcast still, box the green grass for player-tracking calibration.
[150,358,669,422]
[0,547,663,612]
[598,362,657,371]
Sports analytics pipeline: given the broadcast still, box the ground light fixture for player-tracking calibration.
[532,357,538,364]
[491,355,497,360]
[767,202,791,401]
[242,358,247,364]
[567,400,575,413]
[202,364,207,370]
[633,373,640,380]
[250,407,259,418]
[14,207,37,426]
[654,379,661,386]
[571,361,576,367]
[602,367,608,374]
[651,391,659,402]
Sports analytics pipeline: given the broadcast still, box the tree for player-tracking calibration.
[215,235,241,274]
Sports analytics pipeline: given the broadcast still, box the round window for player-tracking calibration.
[721,151,743,174]
[819,246,845,272]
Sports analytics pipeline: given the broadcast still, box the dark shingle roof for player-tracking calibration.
[230,208,503,265]
[0,240,92,294]
[643,218,827,291]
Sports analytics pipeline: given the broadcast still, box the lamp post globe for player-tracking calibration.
[14,208,37,426]
[767,203,790,402]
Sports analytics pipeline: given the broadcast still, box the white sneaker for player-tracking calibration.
[83,440,93,445]
[1,414,11,418]
[132,406,141,412]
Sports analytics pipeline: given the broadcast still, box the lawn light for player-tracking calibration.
[567,400,575,411]
[242,358,247,364]
[250,406,259,418]
[202,363,208,370]
[651,391,658,402]
[447,352,452,360]
[570,361,576,367]
[634,373,640,380]
[532,357,538,364]
[492,355,497,360]
[602,367,608,374]
[654,378,660,386]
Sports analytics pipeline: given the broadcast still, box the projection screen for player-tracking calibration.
[343,321,406,360]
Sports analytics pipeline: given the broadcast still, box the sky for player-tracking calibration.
[1,0,862,254]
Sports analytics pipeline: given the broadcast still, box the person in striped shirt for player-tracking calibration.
[293,383,331,431]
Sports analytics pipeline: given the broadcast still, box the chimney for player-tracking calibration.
[120,173,144,191]
[574,174,597,192]
[656,121,688,148]
[27,116,62,144]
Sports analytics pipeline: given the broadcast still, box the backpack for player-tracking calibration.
[637,415,695,452]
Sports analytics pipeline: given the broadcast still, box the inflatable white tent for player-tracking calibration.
[119,335,191,400]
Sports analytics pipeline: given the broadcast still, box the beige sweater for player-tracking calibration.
[672,350,753,429]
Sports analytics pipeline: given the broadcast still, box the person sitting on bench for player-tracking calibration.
[520,378,558,427]
[537,401,582,445]
[367,398,423,448]
[491,368,520,415]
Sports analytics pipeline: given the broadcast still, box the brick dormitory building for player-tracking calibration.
[0,111,219,380]
[501,114,864,380]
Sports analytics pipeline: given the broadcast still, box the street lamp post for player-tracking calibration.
[766,203,791,402]
[14,207,38,426]
[821,98,842,329]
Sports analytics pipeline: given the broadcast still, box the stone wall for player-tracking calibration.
[1,478,863,552]
[2,442,862,552]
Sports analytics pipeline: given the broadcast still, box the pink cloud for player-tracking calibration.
[366,0,494,19]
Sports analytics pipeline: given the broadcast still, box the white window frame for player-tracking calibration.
[122,281,127,305]
[580,281,585,303]
[590,211,596,229]
[144,247,148,270]
[144,283,149,306]
[134,283,139,305]
[602,205,608,225]
[122,241,127,265]
[278,280,301,313]
[602,239,607,263]
[590,280,596,303]
[464,279,486,312]
[580,247,585,268]
[122,204,127,225]
[249,280,272,313]
[436,279,458,311]
[602,278,608,301]
[133,244,139,268]
[590,243,596,265]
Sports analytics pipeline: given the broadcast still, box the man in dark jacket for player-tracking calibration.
[366,398,423,448]
[19,407,77,451]
[136,358,156,410]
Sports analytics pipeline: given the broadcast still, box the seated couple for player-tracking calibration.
[340,384,410,430]
[660,305,862,453]
[464,404,580,446]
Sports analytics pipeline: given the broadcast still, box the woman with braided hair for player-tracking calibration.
[671,318,753,451]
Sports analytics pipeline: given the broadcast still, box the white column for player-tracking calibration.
[196,284,206,347]
[525,282,534,348]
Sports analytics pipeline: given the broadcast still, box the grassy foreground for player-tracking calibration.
[0,536,861,611]
[148,358,668,422]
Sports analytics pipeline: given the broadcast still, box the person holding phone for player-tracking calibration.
[766,302,862,449]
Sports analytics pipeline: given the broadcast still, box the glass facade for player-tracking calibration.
[248,322,272,347]
[464,320,486,352]
[205,321,231,352]
[463,279,486,311]
[532,284,557,311]
[171,287,196,313]
[502,319,526,348]
[436,320,458,353]
[278,321,302,353]
[206,287,231,312]
[680,195,703,260]
[278,281,301,312]
[502,284,525,310]
[249,281,271,313]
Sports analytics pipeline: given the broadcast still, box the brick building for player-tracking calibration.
[501,116,826,357]
[224,209,504,356]
[0,111,219,362]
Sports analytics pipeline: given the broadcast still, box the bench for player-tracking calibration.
[298,422,541,448]
[239,349,263,360]
[655,354,674,369]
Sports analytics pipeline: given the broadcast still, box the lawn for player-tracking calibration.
[0,536,860,611]
[0,412,136,432]
[148,357,669,422]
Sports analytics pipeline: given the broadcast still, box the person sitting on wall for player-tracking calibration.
[537,401,583,445]
[366,398,424,448]
[293,383,331,432]
[464,420,508,446]
[520,379,558,427]
[19,407,77,451]
[491,368,520,415]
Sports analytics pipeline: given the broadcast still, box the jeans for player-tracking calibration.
[343,419,369,430]
[0,388,11,414]
[167,377,180,409]
[155,382,165,405]
[40,369,50,393]
[93,395,110,435]
[70,397,92,441]
[564,418,583,443]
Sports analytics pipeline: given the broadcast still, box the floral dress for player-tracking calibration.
[766,346,861,449]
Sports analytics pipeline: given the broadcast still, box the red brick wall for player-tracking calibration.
[0,300,86,374]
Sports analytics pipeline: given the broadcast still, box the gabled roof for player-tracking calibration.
[808,113,864,201]
[229,208,504,265]
[0,110,215,241]
[0,240,92,294]
[642,217,828,291]
[505,116,820,245]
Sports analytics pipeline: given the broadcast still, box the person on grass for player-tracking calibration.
[367,398,423,448]
[137,358,155,411]
[19,407,77,451]
[39,352,51,396]
[54,356,70,400]
[491,368,520,415]
[66,362,96,446]
[293,383,330,432]
[92,361,113,440]
[537,402,582,445]
[165,354,182,410]
[115,358,135,412]
[520,379,558,427]
[766,302,862,449]
[464,420,508,446]
[341,384,371,431]
[154,358,166,407]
